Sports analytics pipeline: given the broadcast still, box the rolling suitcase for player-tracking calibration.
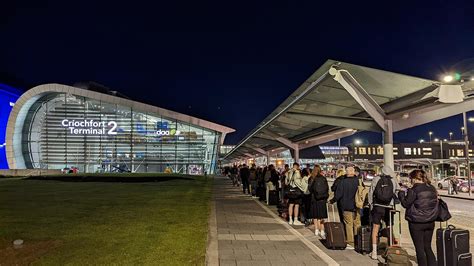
[268,190,279,205]
[383,209,411,266]
[436,223,471,266]
[324,203,346,250]
[356,226,372,254]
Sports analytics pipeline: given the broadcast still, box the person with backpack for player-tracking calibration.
[398,169,438,266]
[331,166,360,249]
[285,163,305,226]
[308,165,329,237]
[368,165,400,260]
[239,164,250,194]
[249,164,258,197]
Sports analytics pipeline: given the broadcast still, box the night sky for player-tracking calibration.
[1,1,474,145]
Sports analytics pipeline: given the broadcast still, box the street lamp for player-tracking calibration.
[443,75,454,83]
[449,132,453,140]
[429,131,433,143]
[354,139,362,145]
[419,139,425,143]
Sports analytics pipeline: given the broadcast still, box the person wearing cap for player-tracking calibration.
[368,165,400,260]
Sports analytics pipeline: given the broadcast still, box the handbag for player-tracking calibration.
[436,198,452,222]
[287,170,303,199]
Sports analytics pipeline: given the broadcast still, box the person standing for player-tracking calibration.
[450,176,459,195]
[332,166,360,249]
[280,164,290,202]
[240,164,250,194]
[285,163,305,226]
[398,169,438,266]
[309,165,329,237]
[331,169,346,230]
[368,165,399,260]
[249,164,258,197]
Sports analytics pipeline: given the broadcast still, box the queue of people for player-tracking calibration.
[223,163,463,266]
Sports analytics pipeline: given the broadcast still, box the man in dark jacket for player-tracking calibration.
[240,164,250,194]
[332,166,360,249]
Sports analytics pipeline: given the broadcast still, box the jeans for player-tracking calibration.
[250,180,258,196]
[241,178,249,194]
[408,222,436,266]
[266,182,275,204]
[343,210,361,245]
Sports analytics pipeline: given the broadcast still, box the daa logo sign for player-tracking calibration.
[156,121,180,136]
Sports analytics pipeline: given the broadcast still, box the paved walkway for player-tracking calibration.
[208,176,385,266]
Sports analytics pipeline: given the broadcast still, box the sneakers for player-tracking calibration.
[315,229,320,236]
[370,251,378,260]
[320,231,326,239]
[289,218,294,225]
[346,244,355,250]
[293,220,304,226]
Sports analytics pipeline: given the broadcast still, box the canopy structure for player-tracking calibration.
[223,59,474,168]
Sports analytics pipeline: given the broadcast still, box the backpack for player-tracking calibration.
[355,178,369,209]
[374,176,394,205]
[249,169,257,181]
[312,177,329,200]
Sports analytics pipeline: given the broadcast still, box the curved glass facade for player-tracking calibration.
[0,84,21,169]
[22,93,220,174]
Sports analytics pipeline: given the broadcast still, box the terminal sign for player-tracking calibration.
[61,119,117,135]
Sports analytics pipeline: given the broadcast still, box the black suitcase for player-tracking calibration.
[324,203,346,250]
[356,226,372,254]
[268,190,279,205]
[437,223,471,266]
[257,187,265,201]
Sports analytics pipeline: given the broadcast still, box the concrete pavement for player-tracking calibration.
[207,176,385,266]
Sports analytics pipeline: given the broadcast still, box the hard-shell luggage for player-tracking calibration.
[383,208,411,266]
[437,223,471,266]
[268,190,279,205]
[355,226,372,254]
[257,187,265,201]
[324,203,346,250]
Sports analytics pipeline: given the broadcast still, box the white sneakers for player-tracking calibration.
[292,220,304,226]
[346,245,355,250]
[314,229,326,238]
[289,218,293,225]
[370,251,378,260]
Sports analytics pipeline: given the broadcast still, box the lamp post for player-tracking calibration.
[429,131,433,143]
[463,113,471,196]
[449,132,453,140]
[435,138,445,178]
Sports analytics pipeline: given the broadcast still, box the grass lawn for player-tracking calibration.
[0,175,212,265]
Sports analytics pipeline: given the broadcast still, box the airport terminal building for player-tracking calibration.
[5,83,234,174]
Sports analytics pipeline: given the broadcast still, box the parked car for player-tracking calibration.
[459,180,474,192]
[437,176,467,190]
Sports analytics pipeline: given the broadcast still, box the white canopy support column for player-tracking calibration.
[383,120,394,170]
[293,145,300,164]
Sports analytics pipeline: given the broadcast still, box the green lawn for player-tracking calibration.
[0,175,212,265]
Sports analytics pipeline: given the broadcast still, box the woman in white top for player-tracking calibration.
[285,163,308,225]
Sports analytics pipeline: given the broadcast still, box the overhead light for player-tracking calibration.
[402,113,409,119]
[469,117,474,122]
[443,75,453,82]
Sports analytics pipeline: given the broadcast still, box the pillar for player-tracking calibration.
[383,120,394,170]
[293,146,300,164]
[266,153,270,166]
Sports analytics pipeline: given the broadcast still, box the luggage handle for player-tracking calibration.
[389,208,402,246]
[327,202,338,223]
